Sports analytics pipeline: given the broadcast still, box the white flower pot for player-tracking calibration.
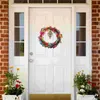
[2,95,23,100]
[77,94,97,100]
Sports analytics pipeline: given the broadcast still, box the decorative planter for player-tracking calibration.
[2,95,23,100]
[77,94,97,100]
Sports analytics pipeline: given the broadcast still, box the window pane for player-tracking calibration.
[76,28,86,41]
[73,0,86,3]
[15,28,24,41]
[58,0,71,3]
[15,13,24,26]
[76,13,86,26]
[76,43,86,56]
[15,43,24,56]
[29,0,42,3]
[44,0,57,3]
[14,0,27,3]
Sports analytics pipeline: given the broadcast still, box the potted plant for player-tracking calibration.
[74,70,99,100]
[2,66,24,100]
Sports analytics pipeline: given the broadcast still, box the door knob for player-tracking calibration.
[29,59,33,62]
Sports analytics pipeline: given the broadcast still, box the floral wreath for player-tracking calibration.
[38,26,62,48]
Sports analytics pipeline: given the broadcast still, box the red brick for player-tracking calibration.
[92,79,99,82]
[1,10,8,13]
[98,1,100,4]
[0,87,2,91]
[93,62,98,66]
[1,1,8,4]
[98,74,100,77]
[98,9,100,12]
[92,1,97,4]
[98,67,100,69]
[0,71,2,74]
[92,9,97,13]
[93,67,97,70]
[1,26,8,29]
[92,46,98,49]
[92,5,99,8]
[92,70,99,74]
[98,18,100,21]
[0,91,4,94]
[4,63,8,66]
[0,18,8,21]
[4,30,8,33]
[92,54,99,57]
[92,38,99,41]
[1,42,8,46]
[4,22,8,25]
[4,5,8,9]
[92,22,99,25]
[92,26,97,29]
[1,34,8,38]
[92,30,99,33]
[1,67,8,70]
[1,50,8,54]
[92,75,97,78]
[1,58,8,62]
[92,18,97,21]
[92,13,99,17]
[92,58,97,61]
[1,75,6,78]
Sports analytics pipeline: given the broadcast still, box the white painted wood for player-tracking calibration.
[9,7,29,100]
[11,4,90,8]
[75,7,92,75]
[29,8,72,94]
[87,0,91,4]
[71,6,75,100]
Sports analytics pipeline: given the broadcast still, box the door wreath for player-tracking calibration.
[38,26,62,48]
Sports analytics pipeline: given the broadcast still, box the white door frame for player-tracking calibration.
[9,3,91,100]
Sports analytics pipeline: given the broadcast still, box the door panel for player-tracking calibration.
[29,8,72,94]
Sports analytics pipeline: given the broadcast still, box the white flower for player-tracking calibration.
[5,85,8,88]
[95,94,98,97]
[80,89,85,93]
[81,85,85,88]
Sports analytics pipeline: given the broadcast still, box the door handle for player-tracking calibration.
[29,59,33,63]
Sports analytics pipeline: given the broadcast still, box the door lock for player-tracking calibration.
[29,52,33,56]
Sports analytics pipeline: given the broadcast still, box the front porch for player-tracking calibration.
[0,0,100,100]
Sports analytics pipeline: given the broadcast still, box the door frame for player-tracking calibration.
[9,2,91,100]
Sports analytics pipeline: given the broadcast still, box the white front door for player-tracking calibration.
[29,8,72,94]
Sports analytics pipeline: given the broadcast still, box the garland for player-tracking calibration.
[38,26,62,48]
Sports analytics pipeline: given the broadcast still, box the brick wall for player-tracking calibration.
[0,0,8,100]
[92,0,100,90]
